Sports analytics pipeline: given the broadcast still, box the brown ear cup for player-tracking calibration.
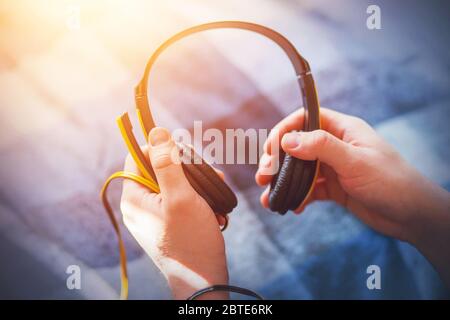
[176,142,238,215]
[174,141,317,216]
[268,150,318,215]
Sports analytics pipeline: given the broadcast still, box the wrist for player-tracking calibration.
[389,164,442,244]
[157,255,229,299]
[407,179,450,286]
[408,179,450,247]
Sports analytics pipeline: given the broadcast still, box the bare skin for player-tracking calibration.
[120,109,450,299]
[120,128,228,299]
[256,107,450,286]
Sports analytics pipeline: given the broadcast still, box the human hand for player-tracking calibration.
[120,127,229,299]
[256,108,450,248]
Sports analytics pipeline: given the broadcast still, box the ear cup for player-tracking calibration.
[268,150,318,215]
[176,142,238,215]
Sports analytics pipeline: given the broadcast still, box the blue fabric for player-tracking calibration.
[261,228,450,299]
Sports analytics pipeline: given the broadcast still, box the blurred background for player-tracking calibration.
[0,0,449,299]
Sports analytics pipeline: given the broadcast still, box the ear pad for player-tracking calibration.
[175,142,238,215]
[268,149,318,215]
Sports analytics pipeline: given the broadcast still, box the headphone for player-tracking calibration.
[122,20,320,214]
[102,21,321,299]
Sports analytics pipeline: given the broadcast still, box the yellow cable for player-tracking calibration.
[100,171,160,300]
[101,170,230,299]
[117,114,157,184]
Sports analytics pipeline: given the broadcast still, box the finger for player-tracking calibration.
[216,214,227,226]
[281,129,356,175]
[264,108,305,155]
[264,107,362,155]
[255,153,278,186]
[148,127,193,198]
[318,108,353,138]
[256,146,327,187]
[260,186,270,209]
[121,149,159,210]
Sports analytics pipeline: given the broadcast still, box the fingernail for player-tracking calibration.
[149,127,170,146]
[282,133,301,149]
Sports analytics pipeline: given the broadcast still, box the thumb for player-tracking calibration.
[281,130,355,174]
[148,127,191,195]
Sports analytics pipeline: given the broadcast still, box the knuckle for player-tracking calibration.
[310,130,329,149]
[152,153,174,169]
[151,142,179,169]
[350,116,369,128]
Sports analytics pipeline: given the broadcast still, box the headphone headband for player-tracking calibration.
[134,21,319,136]
[104,22,322,299]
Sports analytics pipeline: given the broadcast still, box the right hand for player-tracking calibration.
[255,108,450,247]
[120,127,229,299]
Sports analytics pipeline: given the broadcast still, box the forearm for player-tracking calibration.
[408,177,450,287]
